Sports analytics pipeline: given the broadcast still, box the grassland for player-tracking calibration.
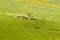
[15,0,60,7]
[0,0,60,22]
[0,0,60,40]
[0,15,60,40]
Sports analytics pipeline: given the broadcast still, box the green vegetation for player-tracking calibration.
[0,15,60,40]
[0,0,60,22]
[40,0,60,3]
[0,0,60,40]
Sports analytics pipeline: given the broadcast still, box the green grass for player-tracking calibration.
[0,0,60,40]
[0,0,60,22]
[40,0,60,3]
[0,15,60,40]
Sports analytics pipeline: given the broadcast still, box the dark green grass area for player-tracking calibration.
[0,15,60,40]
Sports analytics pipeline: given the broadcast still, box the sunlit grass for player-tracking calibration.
[0,0,60,40]
[0,15,60,40]
[14,0,60,8]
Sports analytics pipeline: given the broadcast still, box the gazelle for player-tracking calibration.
[16,16,28,19]
[27,13,36,20]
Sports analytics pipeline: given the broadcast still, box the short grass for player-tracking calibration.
[0,15,60,40]
[0,0,60,40]
[0,0,60,22]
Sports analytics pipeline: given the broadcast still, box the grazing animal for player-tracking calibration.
[16,16,28,19]
[30,17,36,20]
[27,13,36,20]
[27,13,32,18]
[15,13,37,20]
[27,13,32,20]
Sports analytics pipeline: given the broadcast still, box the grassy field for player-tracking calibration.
[0,15,60,40]
[0,0,60,40]
[0,0,60,22]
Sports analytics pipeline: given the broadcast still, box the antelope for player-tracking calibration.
[16,16,28,19]
[27,13,36,20]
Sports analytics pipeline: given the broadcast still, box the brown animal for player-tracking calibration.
[16,13,37,20]
[30,17,36,20]
[16,16,28,19]
[27,13,36,20]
